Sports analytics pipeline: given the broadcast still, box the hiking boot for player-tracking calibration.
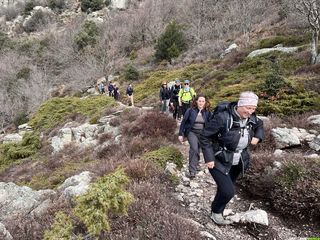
[210,213,233,225]
[189,172,196,179]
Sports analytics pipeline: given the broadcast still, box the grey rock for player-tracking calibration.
[58,171,93,198]
[165,162,178,175]
[0,182,56,222]
[274,149,284,157]
[2,133,23,144]
[248,47,298,58]
[271,128,300,149]
[226,209,269,226]
[308,114,320,125]
[308,135,320,151]
[111,0,129,9]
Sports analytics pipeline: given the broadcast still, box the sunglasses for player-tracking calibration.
[184,83,189,85]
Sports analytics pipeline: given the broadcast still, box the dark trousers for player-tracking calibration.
[209,164,242,214]
[172,101,181,119]
[187,130,201,174]
[181,102,191,117]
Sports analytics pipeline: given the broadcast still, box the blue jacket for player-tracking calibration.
[179,108,211,137]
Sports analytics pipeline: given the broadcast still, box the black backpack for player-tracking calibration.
[212,102,234,132]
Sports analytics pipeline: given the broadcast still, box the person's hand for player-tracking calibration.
[206,161,215,169]
[251,137,259,145]
[178,136,184,143]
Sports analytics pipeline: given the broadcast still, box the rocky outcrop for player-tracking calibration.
[308,114,320,125]
[18,123,33,135]
[248,46,298,58]
[220,43,238,58]
[309,135,320,151]
[0,182,56,222]
[51,113,121,152]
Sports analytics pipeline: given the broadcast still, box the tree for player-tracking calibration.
[155,21,187,62]
[285,0,320,64]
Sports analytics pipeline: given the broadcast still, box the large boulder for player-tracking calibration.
[220,43,238,58]
[51,127,73,152]
[271,128,301,149]
[247,47,298,58]
[0,182,56,222]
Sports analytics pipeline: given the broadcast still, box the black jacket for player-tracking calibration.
[179,108,211,137]
[200,102,264,175]
[159,87,171,100]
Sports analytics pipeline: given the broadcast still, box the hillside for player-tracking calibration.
[0,0,320,239]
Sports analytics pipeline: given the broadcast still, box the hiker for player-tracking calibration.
[113,85,120,101]
[178,94,211,179]
[200,91,264,225]
[178,80,196,117]
[126,84,134,107]
[169,79,182,120]
[159,81,171,113]
[108,81,114,96]
[98,82,105,94]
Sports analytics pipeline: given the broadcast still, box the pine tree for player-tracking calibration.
[155,21,187,62]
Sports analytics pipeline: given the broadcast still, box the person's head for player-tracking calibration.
[192,94,210,111]
[236,91,258,119]
[175,79,180,86]
[162,81,167,87]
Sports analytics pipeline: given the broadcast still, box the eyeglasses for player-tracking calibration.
[184,83,189,85]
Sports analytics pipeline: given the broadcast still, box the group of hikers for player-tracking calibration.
[160,80,265,226]
[159,79,196,119]
[97,81,134,107]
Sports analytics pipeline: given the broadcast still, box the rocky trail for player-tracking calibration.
[171,129,318,240]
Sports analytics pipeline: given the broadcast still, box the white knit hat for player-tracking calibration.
[237,91,259,107]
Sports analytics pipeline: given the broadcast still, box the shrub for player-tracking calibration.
[74,21,99,50]
[23,10,54,33]
[142,146,183,170]
[241,154,320,221]
[155,20,187,62]
[80,0,104,13]
[124,64,139,81]
[121,111,177,141]
[43,212,73,240]
[13,112,29,127]
[0,131,41,164]
[73,168,134,236]
[16,67,31,79]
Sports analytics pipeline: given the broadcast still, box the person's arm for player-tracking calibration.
[199,114,223,163]
[251,117,264,145]
[178,89,182,106]
[178,108,191,142]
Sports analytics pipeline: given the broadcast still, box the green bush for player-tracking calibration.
[74,21,99,50]
[155,21,187,62]
[0,31,13,50]
[13,112,29,127]
[0,131,41,169]
[73,168,134,236]
[142,146,183,170]
[80,0,104,13]
[23,10,54,33]
[43,212,73,240]
[29,96,115,130]
[124,65,139,81]
[16,67,31,79]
